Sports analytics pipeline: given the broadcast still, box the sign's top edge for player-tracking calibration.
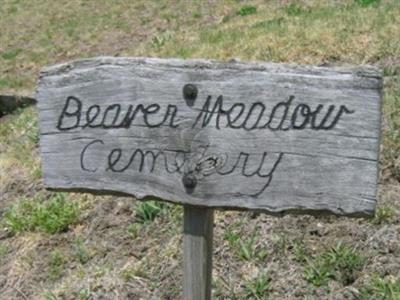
[39,56,382,80]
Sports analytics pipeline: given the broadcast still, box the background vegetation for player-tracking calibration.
[0,0,399,299]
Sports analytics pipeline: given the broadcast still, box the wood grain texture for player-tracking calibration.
[36,57,383,216]
[183,206,213,300]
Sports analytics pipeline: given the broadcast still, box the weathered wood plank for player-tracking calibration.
[183,206,213,300]
[36,57,382,216]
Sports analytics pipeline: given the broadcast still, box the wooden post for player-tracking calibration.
[183,205,214,300]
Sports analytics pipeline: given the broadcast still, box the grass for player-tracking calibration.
[291,240,309,263]
[238,236,268,262]
[304,242,365,286]
[361,276,400,299]
[355,0,381,6]
[284,3,307,16]
[1,48,23,60]
[134,200,167,224]
[0,0,399,298]
[48,250,66,280]
[236,6,257,17]
[0,107,40,188]
[121,263,149,281]
[0,243,10,261]
[0,76,27,90]
[224,227,268,262]
[372,204,396,224]
[3,193,78,234]
[0,1,399,93]
[77,288,91,300]
[382,76,400,181]
[73,236,90,264]
[243,273,271,299]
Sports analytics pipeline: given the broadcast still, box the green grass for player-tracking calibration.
[48,250,66,280]
[1,48,23,60]
[77,288,91,300]
[224,228,268,262]
[236,5,257,17]
[372,204,396,224]
[4,193,78,234]
[361,276,400,300]
[291,240,309,263]
[284,3,307,16]
[304,242,365,286]
[134,200,167,224]
[73,237,90,264]
[355,0,381,7]
[244,273,271,299]
[0,76,26,89]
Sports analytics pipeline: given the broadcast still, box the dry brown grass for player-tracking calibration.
[0,0,400,299]
[1,0,399,95]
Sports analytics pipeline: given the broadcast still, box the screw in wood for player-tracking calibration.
[182,172,197,194]
[183,84,198,107]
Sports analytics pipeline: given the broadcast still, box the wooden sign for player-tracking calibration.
[37,57,382,216]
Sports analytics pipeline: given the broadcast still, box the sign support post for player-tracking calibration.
[183,205,214,300]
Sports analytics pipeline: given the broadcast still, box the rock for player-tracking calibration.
[0,95,36,117]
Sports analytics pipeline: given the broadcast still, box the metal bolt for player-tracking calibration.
[183,84,198,107]
[182,172,197,194]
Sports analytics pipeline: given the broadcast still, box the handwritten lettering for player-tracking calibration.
[57,92,353,132]
[79,139,283,196]
[57,97,179,131]
[192,95,354,131]
[57,84,355,196]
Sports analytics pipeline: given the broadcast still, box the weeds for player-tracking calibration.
[244,273,271,299]
[238,237,257,261]
[127,223,142,238]
[252,18,284,30]
[4,193,78,234]
[48,250,66,280]
[304,242,365,286]
[304,259,333,286]
[43,290,58,300]
[77,288,91,300]
[121,265,149,281]
[361,276,400,299]
[236,5,257,17]
[284,3,307,16]
[291,240,308,263]
[1,48,23,60]
[135,200,166,223]
[355,0,381,7]
[372,204,396,224]
[224,229,267,262]
[73,237,90,264]
[0,76,25,89]
[224,229,240,247]
[151,31,173,49]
